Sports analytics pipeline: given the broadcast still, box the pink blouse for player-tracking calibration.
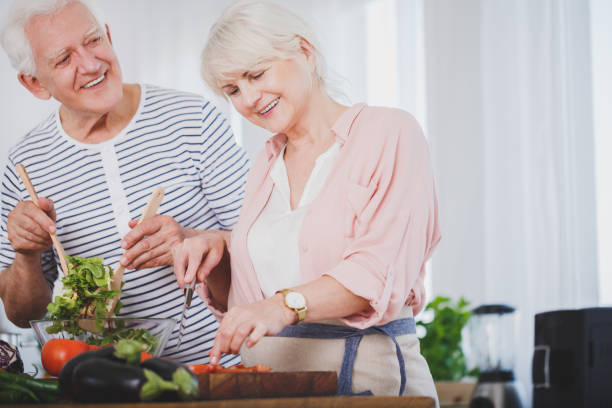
[199,104,441,329]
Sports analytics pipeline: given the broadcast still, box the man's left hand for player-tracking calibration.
[120,215,186,269]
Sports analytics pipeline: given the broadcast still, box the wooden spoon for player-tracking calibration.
[79,186,165,333]
[16,164,69,276]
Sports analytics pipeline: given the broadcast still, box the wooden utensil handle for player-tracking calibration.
[108,186,165,292]
[137,186,165,225]
[15,164,69,276]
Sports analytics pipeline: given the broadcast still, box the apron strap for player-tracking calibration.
[276,317,416,396]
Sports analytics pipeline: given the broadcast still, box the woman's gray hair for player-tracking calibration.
[0,0,106,75]
[201,0,330,97]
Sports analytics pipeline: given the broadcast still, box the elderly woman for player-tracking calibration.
[173,0,441,400]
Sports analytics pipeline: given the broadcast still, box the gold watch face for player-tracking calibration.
[285,291,306,309]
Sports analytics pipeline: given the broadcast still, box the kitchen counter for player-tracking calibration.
[36,396,436,407]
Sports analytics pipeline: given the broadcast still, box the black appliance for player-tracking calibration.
[532,307,612,408]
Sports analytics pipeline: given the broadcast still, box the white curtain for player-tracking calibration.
[425,0,598,405]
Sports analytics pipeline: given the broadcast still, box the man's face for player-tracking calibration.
[24,1,122,115]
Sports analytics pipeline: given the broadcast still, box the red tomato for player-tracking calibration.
[188,363,215,374]
[140,352,153,362]
[87,344,102,351]
[41,339,89,376]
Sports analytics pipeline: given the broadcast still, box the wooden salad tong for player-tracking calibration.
[16,164,69,276]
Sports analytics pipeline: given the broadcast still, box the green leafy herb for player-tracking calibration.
[417,296,479,381]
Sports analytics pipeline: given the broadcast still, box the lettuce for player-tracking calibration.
[46,256,121,336]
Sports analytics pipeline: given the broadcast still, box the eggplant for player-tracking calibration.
[141,357,199,401]
[58,345,117,396]
[71,358,146,403]
[71,358,184,403]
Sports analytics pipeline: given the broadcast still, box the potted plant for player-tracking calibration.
[417,296,478,407]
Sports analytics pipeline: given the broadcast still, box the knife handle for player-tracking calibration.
[184,281,195,307]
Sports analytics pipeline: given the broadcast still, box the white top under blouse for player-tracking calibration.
[247,142,340,298]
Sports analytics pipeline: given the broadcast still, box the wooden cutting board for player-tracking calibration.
[197,371,337,400]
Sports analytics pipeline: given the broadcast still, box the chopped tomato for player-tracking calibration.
[140,352,153,362]
[188,363,271,374]
[188,363,215,374]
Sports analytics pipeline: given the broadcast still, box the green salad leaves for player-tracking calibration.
[47,256,120,323]
[44,256,158,351]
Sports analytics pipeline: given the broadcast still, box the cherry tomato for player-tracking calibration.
[41,339,89,376]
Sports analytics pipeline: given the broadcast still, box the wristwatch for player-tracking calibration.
[277,289,307,324]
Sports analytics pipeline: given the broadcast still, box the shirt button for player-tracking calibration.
[302,245,309,253]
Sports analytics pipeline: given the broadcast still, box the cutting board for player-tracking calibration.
[197,371,338,400]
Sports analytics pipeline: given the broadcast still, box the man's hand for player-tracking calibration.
[7,197,56,255]
[119,215,186,269]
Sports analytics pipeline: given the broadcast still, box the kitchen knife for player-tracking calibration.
[177,280,195,349]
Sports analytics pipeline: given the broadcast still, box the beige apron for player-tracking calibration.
[240,307,439,406]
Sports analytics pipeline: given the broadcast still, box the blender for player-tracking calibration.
[468,304,526,408]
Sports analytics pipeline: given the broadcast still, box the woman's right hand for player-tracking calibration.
[171,230,228,288]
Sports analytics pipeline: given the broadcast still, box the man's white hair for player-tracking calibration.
[0,0,106,75]
[201,0,330,97]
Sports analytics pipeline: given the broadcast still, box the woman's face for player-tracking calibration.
[219,54,314,135]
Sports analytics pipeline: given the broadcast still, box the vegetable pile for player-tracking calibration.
[59,339,198,403]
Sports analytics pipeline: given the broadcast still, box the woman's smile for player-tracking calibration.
[259,97,279,117]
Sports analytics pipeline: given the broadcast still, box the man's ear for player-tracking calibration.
[18,72,52,100]
[105,24,112,45]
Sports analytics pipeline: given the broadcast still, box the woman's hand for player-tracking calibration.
[208,293,295,364]
[172,231,227,288]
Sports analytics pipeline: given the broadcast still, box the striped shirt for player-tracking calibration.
[0,84,249,365]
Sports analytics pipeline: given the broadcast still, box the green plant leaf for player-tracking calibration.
[418,296,474,381]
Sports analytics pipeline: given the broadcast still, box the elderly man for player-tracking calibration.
[0,0,248,365]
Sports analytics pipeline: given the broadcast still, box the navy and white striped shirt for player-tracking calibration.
[0,84,249,365]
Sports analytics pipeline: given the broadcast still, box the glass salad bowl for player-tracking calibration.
[30,317,176,357]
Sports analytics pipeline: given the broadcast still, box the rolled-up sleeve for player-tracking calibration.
[324,112,441,328]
